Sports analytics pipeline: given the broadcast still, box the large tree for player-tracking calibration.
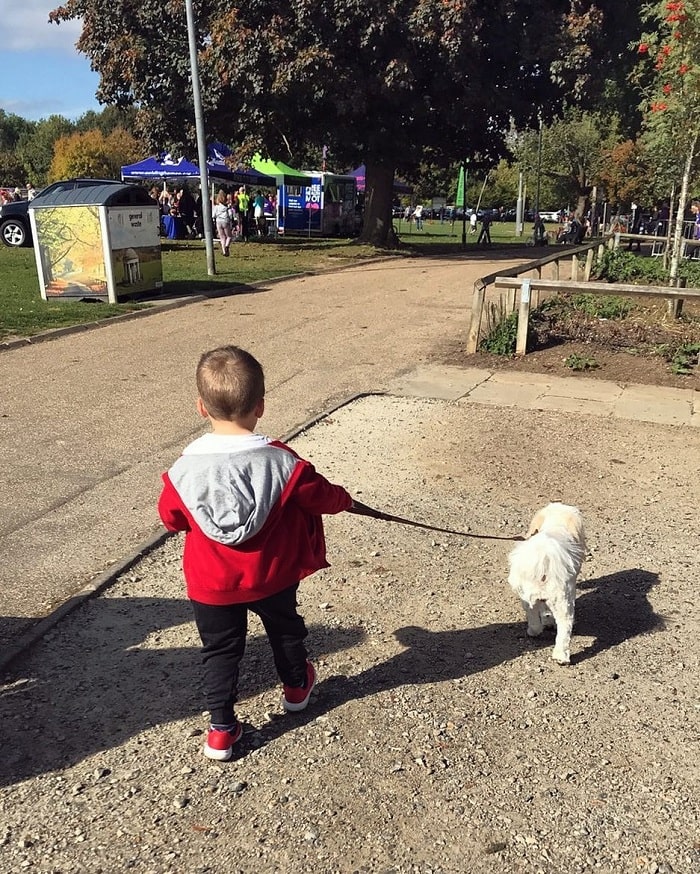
[51,0,620,245]
[50,127,141,181]
[17,115,75,187]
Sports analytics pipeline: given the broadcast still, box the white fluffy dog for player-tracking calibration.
[507,502,586,665]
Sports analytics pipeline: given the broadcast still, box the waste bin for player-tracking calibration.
[30,182,163,303]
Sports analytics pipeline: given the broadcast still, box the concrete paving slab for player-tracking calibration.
[540,374,625,403]
[613,384,695,426]
[388,365,492,400]
[527,394,615,417]
[460,376,547,408]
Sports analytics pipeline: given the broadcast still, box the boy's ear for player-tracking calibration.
[196,397,209,419]
[255,397,265,418]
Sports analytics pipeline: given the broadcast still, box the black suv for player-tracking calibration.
[0,178,122,247]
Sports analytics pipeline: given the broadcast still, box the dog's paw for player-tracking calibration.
[552,650,570,665]
[526,626,543,638]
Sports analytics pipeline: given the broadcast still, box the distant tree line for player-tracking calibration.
[0,106,140,189]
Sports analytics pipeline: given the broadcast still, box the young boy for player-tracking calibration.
[158,345,354,760]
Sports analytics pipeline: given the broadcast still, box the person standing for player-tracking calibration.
[253,190,266,236]
[212,190,232,256]
[469,211,478,235]
[158,345,355,761]
[237,187,251,242]
[478,212,492,245]
[413,204,424,230]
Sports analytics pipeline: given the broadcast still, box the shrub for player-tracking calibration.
[564,353,599,371]
[592,249,645,282]
[480,309,519,355]
[567,294,633,319]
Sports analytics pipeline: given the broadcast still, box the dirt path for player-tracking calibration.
[0,253,523,650]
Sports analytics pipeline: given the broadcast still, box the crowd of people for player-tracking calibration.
[0,183,36,204]
[149,184,277,247]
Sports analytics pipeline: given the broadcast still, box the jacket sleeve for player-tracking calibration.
[158,473,191,532]
[289,461,353,516]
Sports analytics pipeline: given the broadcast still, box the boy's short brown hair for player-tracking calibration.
[196,346,265,420]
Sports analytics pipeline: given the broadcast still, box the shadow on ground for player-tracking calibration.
[0,568,660,783]
[247,566,662,757]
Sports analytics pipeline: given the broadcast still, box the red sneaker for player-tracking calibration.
[282,661,317,712]
[203,722,242,761]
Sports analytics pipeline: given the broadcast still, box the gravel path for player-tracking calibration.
[1,393,698,873]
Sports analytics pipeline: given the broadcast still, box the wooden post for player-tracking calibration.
[584,248,594,282]
[515,278,532,356]
[571,255,579,281]
[553,259,560,280]
[466,283,486,353]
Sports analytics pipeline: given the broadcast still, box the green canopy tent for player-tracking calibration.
[251,155,310,184]
[251,155,314,234]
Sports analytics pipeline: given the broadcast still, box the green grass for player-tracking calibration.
[395,217,523,247]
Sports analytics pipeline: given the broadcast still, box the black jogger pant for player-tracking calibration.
[191,584,308,725]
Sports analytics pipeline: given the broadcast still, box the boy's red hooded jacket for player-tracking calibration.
[158,433,352,605]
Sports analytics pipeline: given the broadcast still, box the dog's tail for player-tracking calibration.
[508,533,585,600]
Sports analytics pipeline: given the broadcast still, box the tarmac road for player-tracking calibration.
[0,253,523,658]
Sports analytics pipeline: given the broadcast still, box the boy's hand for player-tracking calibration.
[347,500,384,519]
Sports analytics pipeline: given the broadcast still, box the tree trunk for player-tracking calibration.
[358,161,397,247]
[668,132,698,286]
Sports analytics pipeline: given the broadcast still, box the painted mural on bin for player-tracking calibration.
[34,205,162,300]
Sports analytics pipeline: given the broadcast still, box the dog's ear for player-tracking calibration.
[526,509,545,538]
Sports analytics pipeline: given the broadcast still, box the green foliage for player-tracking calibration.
[479,310,519,355]
[592,248,666,283]
[568,293,633,319]
[511,108,623,213]
[16,116,75,187]
[662,341,700,375]
[594,249,700,287]
[564,353,599,371]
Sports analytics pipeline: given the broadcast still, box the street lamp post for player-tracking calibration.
[535,113,543,220]
[461,159,469,247]
[184,0,216,276]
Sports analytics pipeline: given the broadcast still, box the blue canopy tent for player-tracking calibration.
[120,153,275,187]
[206,143,276,188]
[120,156,202,180]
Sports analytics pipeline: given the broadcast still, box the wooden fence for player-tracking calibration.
[467,237,700,356]
[466,241,599,354]
[491,277,700,356]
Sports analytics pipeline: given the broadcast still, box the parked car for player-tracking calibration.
[0,178,122,247]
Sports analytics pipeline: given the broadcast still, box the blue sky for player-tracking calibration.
[1,3,102,122]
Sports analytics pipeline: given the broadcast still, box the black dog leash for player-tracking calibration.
[347,500,523,541]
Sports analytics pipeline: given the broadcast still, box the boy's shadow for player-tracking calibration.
[253,567,662,751]
[0,599,363,788]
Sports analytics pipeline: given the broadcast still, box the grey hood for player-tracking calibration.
[167,433,298,546]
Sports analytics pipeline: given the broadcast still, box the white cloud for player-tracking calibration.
[5,3,83,53]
